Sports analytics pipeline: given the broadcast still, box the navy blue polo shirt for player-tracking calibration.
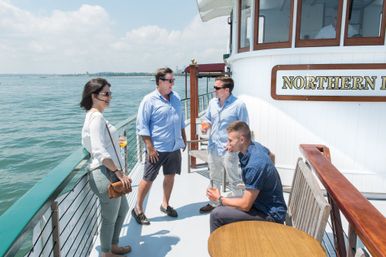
[239,142,287,223]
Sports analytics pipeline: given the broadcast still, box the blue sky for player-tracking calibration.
[0,0,229,73]
[9,0,199,33]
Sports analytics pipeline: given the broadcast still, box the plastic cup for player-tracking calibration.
[201,121,210,135]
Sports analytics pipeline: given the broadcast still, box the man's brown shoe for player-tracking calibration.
[199,204,215,213]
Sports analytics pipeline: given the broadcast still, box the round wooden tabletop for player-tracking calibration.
[208,221,326,257]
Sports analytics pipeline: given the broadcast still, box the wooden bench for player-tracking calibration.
[187,138,209,173]
[286,157,331,242]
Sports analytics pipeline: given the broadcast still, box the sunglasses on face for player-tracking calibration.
[98,91,112,97]
[214,86,225,91]
[160,78,175,83]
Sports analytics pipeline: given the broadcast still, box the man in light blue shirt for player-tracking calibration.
[200,76,249,213]
[133,67,186,225]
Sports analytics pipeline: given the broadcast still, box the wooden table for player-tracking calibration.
[208,221,326,257]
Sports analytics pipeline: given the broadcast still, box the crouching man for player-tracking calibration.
[207,121,287,233]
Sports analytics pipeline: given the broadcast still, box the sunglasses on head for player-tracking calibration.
[214,86,225,91]
[98,91,112,97]
[160,78,175,83]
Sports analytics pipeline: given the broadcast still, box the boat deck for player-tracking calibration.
[87,145,386,257]
[89,152,213,257]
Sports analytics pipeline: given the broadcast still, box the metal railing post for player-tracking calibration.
[51,201,61,257]
[347,224,357,257]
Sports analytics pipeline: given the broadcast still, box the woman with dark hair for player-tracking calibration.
[80,78,132,257]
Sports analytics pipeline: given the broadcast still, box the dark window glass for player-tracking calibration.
[299,0,340,39]
[239,0,252,49]
[257,0,292,43]
[347,0,384,38]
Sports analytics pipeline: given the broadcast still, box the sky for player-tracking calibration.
[0,0,229,73]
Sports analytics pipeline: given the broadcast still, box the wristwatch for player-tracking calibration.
[218,196,223,206]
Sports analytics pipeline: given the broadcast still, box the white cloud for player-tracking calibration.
[0,1,229,73]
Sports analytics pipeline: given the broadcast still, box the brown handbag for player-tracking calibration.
[108,180,132,199]
[105,123,131,199]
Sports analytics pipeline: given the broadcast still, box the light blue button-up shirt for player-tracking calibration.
[136,89,185,152]
[204,94,249,156]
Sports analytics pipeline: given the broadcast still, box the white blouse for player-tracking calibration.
[81,111,124,170]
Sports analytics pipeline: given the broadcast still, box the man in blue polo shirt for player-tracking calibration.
[207,121,287,232]
[133,67,186,225]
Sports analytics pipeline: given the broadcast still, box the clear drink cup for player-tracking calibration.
[207,179,218,200]
[201,121,210,135]
[208,179,217,190]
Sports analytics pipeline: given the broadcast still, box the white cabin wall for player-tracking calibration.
[229,47,386,192]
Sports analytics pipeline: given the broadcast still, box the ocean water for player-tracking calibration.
[0,74,211,215]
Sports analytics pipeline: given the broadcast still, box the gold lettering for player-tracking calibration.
[340,76,351,90]
[317,76,328,90]
[352,76,363,90]
[282,76,294,89]
[364,76,376,90]
[381,76,386,90]
[282,74,380,92]
[293,76,304,90]
[305,76,317,89]
[326,77,339,90]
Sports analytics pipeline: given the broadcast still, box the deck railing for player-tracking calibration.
[182,91,213,121]
[0,116,142,257]
[0,93,211,257]
[300,144,386,257]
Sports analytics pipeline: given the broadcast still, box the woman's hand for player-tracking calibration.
[115,170,132,191]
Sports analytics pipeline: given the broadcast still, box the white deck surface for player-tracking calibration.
[89,152,213,257]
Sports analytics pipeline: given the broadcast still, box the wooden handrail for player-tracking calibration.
[300,144,386,257]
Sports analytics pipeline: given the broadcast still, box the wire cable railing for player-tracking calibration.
[0,115,141,257]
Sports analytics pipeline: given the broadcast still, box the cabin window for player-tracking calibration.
[344,0,386,45]
[253,0,293,50]
[295,0,343,47]
[238,0,252,52]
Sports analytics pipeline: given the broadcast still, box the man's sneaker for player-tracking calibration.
[160,205,178,217]
[199,204,215,213]
[131,209,150,225]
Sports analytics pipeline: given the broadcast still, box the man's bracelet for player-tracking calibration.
[112,169,120,173]
[218,196,223,206]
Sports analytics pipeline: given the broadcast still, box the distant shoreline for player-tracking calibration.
[0,72,185,76]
